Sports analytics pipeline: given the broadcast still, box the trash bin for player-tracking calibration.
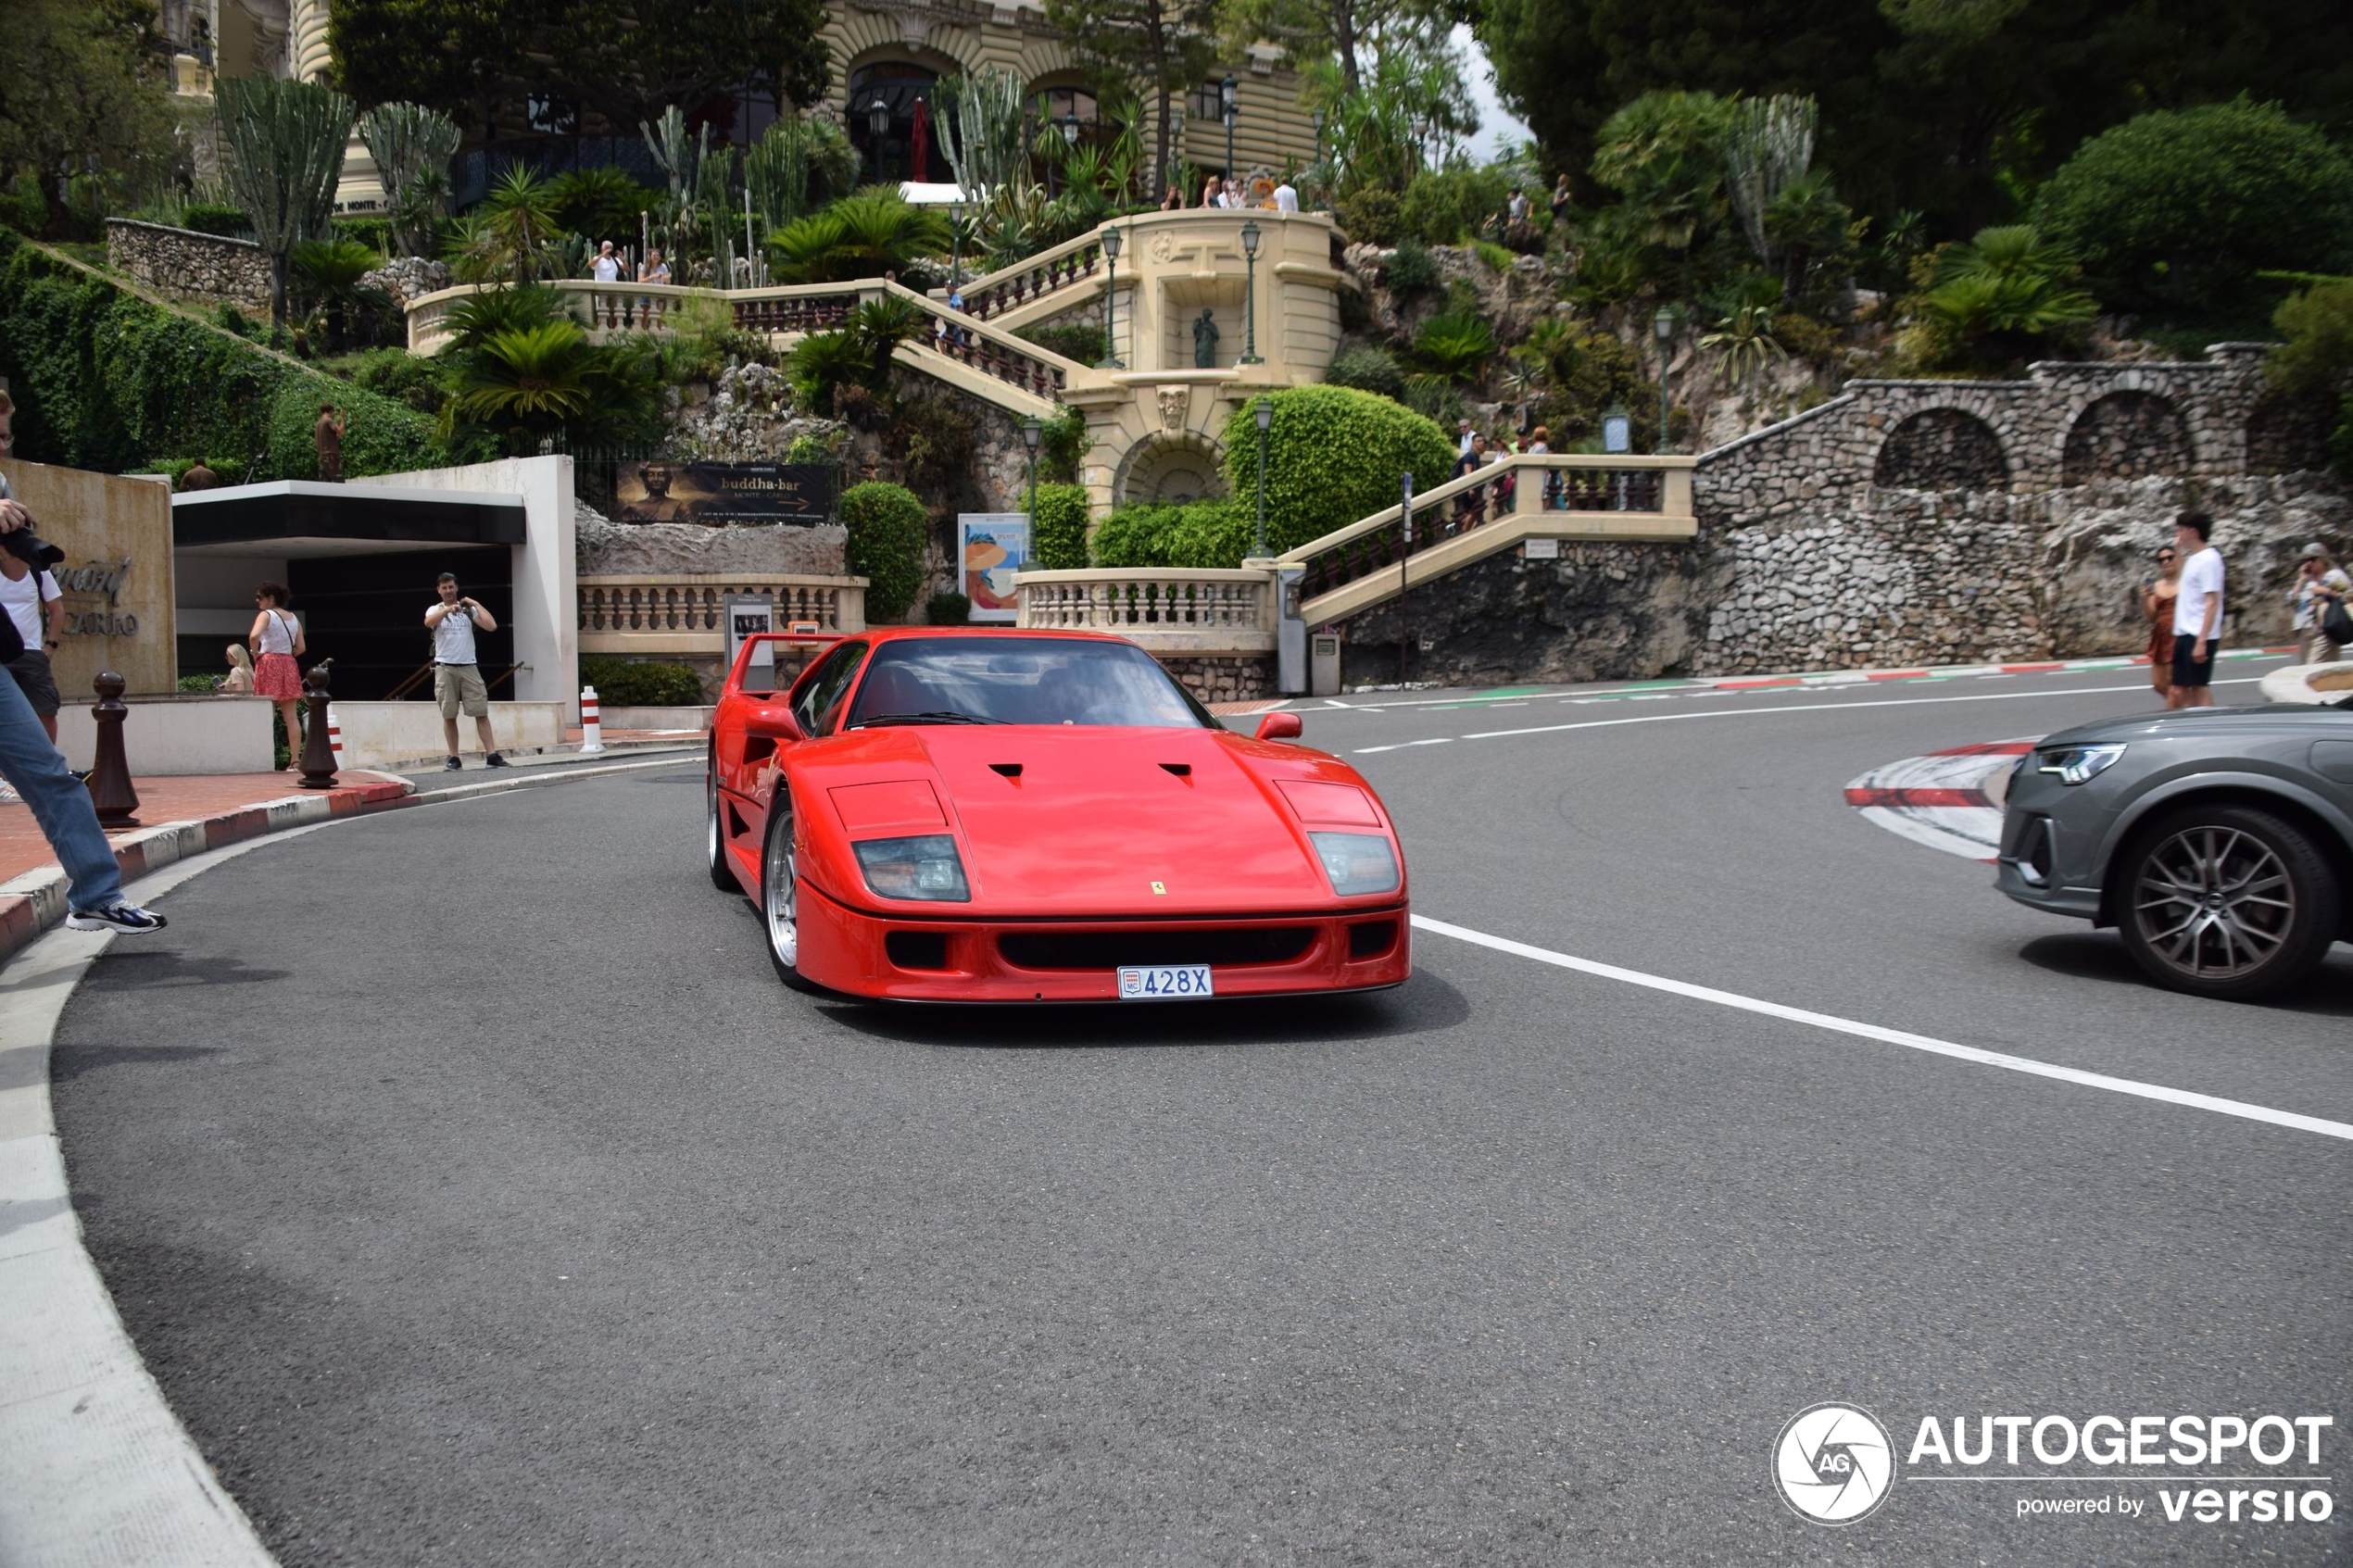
[1310,632,1342,697]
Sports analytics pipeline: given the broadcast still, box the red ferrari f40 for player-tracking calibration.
[704,629,1411,1001]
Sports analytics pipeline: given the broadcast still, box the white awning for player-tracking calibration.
[898,182,971,206]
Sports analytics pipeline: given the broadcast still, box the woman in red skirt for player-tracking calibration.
[247,581,307,762]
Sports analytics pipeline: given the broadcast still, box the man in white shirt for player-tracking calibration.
[591,241,623,283]
[2168,510,2223,709]
[0,521,65,741]
[1272,180,1298,212]
[425,571,509,770]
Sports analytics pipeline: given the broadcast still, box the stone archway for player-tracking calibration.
[2061,391,2193,484]
[2245,388,2339,474]
[1871,408,2010,491]
[1116,432,1227,505]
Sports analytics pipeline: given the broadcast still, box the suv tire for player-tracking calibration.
[2115,805,2341,1000]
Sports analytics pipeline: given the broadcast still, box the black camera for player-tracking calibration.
[0,521,64,569]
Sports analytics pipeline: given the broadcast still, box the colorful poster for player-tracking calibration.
[958,512,1031,622]
[614,462,835,525]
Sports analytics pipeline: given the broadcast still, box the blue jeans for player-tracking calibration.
[0,662,122,911]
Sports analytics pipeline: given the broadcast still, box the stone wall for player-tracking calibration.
[1159,652,1276,705]
[104,219,272,316]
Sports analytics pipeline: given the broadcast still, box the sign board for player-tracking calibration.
[959,512,1031,622]
[724,594,775,681]
[1601,414,1632,454]
[1523,537,1560,559]
[615,461,835,526]
[0,458,173,696]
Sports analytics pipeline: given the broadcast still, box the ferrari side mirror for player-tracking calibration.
[1255,711,1303,741]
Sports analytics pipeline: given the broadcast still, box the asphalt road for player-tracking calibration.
[49,658,2353,1566]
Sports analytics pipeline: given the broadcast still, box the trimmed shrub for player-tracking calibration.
[2034,101,2353,327]
[1219,384,1455,554]
[1031,482,1091,570]
[840,481,928,622]
[178,202,253,237]
[265,379,441,480]
[1018,321,1107,365]
[1399,167,1510,245]
[925,591,972,624]
[1038,407,1088,484]
[1325,345,1407,402]
[351,346,447,415]
[579,657,704,706]
[1335,186,1400,247]
[1088,500,1253,570]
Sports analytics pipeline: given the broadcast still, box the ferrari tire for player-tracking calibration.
[705,766,736,891]
[2115,805,2340,1001]
[760,785,819,993]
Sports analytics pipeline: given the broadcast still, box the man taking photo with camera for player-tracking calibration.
[425,571,509,771]
[0,394,167,933]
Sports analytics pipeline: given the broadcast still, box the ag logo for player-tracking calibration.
[1773,1403,1894,1524]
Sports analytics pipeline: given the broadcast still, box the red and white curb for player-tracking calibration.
[1844,739,2038,861]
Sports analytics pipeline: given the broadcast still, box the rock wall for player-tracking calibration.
[574,500,848,577]
[1161,653,1276,705]
[105,219,272,316]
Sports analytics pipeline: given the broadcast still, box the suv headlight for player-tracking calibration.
[2037,743,2125,785]
[853,834,970,901]
[1309,832,1400,897]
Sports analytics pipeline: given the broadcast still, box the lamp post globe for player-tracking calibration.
[1652,306,1676,454]
[866,96,890,184]
[1098,225,1124,368]
[1061,112,1079,146]
[1238,219,1263,364]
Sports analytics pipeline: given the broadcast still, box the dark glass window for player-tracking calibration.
[846,637,1214,729]
[793,641,867,734]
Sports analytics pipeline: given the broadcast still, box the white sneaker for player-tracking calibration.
[66,904,169,935]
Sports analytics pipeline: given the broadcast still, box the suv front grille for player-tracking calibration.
[998,927,1315,971]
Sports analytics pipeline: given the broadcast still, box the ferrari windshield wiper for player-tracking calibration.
[850,709,1003,728]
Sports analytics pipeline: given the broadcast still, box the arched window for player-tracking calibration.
[848,62,942,184]
[2061,392,2192,485]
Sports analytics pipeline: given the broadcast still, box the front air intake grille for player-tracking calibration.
[885,931,950,970]
[998,927,1315,971]
[1347,920,1398,959]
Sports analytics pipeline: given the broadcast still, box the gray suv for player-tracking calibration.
[1997,705,2353,999]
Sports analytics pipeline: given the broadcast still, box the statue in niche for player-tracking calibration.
[1191,307,1219,369]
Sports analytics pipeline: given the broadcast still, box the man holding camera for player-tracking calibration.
[0,395,167,934]
[425,572,509,771]
[0,495,65,741]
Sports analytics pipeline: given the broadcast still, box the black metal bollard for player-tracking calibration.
[297,659,337,790]
[85,671,141,828]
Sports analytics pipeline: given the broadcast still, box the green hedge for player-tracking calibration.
[579,657,704,706]
[1399,167,1510,245]
[840,481,927,623]
[1220,384,1454,555]
[0,230,438,478]
[1031,482,1090,570]
[1325,345,1407,402]
[1089,500,1252,570]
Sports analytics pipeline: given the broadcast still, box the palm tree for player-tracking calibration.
[1918,225,2097,364]
[358,102,460,257]
[766,188,951,282]
[447,165,569,284]
[450,320,600,436]
[1412,309,1498,384]
[292,237,380,350]
[217,76,355,326]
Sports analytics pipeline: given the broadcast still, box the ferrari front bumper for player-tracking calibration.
[793,880,1412,1001]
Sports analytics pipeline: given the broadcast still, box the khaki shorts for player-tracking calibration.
[434,662,488,719]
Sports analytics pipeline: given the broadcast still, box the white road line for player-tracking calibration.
[1411,915,2353,1143]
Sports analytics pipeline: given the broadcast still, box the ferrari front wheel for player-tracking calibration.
[706,766,736,891]
[761,786,817,992]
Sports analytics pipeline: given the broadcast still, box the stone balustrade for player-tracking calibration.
[578,573,867,659]
[954,234,1103,323]
[1013,568,1277,654]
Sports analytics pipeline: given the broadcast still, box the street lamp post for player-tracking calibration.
[948,200,963,292]
[1098,224,1123,368]
[1653,305,1676,454]
[1061,112,1080,150]
[866,96,890,187]
[1311,107,1327,207]
[1220,74,1238,190]
[1238,220,1263,364]
[1021,416,1041,534]
[1252,396,1274,558]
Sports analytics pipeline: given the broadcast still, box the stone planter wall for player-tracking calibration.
[1159,653,1276,705]
[105,219,272,316]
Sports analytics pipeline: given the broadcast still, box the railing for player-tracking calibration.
[1013,569,1275,651]
[955,233,1104,321]
[579,573,867,655]
[1282,454,1693,602]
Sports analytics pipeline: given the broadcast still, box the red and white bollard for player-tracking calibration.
[326,704,344,764]
[580,684,604,753]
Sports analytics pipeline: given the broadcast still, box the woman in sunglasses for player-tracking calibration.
[2142,543,2183,701]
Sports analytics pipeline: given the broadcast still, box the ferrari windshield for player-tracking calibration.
[845,637,1215,729]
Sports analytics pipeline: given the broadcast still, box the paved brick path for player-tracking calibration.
[0,771,408,884]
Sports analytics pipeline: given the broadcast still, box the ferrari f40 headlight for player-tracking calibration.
[2036,744,2125,785]
[1309,831,1400,897]
[853,834,971,901]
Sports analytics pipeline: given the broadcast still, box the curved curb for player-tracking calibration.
[2258,660,2353,705]
[0,750,699,1567]
[1844,739,2038,861]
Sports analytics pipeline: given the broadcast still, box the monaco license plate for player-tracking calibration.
[1117,963,1214,1000]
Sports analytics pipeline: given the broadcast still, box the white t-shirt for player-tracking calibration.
[592,254,622,282]
[1273,182,1298,212]
[2173,546,2224,637]
[0,566,60,647]
[433,603,479,664]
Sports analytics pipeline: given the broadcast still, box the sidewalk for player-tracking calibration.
[0,770,413,965]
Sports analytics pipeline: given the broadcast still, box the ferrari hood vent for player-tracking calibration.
[988,762,1023,777]
[1159,762,1191,776]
